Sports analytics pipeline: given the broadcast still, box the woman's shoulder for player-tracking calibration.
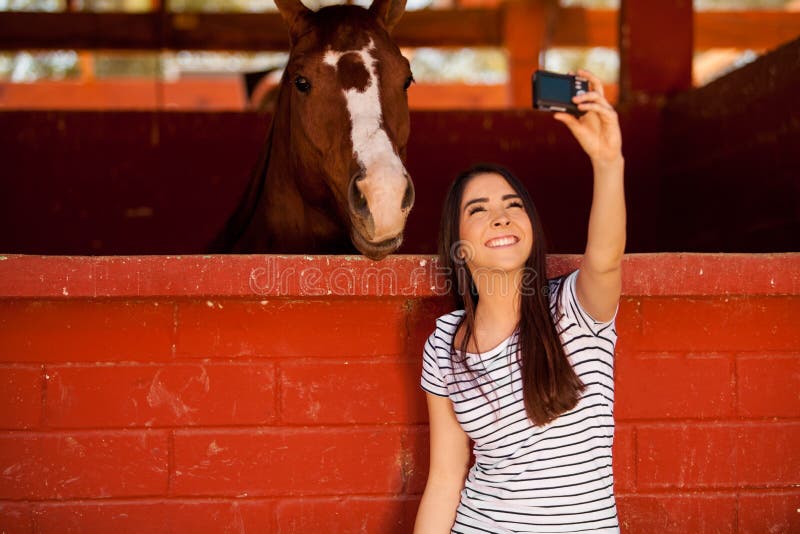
[433,309,465,336]
[424,310,463,356]
[546,269,575,286]
[546,269,577,302]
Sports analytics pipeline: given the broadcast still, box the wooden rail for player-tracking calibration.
[0,9,798,51]
[0,5,798,107]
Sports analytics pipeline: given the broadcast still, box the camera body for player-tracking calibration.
[532,70,590,117]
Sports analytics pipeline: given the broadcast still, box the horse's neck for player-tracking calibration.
[259,105,351,253]
[261,118,306,234]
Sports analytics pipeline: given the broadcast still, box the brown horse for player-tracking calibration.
[209,0,415,260]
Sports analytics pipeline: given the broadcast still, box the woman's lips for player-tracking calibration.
[485,235,520,248]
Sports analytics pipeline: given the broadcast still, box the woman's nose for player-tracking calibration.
[492,210,511,226]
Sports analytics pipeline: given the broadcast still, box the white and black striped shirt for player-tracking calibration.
[420,269,620,533]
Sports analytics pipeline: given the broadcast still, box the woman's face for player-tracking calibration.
[457,172,534,274]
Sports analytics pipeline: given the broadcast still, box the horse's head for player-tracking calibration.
[275,0,415,260]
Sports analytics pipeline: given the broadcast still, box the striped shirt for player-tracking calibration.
[420,269,620,533]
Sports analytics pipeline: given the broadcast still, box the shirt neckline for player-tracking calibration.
[458,334,513,358]
[451,322,518,358]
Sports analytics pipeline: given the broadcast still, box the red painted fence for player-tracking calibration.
[0,253,799,533]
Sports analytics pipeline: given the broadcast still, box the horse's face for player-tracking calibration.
[276,0,414,260]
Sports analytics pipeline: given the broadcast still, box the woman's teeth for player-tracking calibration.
[486,236,519,248]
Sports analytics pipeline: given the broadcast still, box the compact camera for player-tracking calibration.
[532,69,590,117]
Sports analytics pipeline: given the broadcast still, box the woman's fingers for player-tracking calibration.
[573,91,613,110]
[576,101,618,121]
[553,111,580,128]
[577,69,604,98]
[567,68,607,102]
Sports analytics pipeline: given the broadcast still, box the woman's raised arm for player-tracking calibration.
[553,69,626,323]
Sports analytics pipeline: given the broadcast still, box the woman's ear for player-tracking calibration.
[274,0,313,45]
[369,0,407,33]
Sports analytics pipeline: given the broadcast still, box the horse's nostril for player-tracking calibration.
[401,178,415,211]
[349,174,370,217]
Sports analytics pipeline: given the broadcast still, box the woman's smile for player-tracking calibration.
[484,235,520,248]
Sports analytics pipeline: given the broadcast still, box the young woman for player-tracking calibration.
[414,69,625,533]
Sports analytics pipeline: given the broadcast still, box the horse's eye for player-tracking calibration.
[294,76,311,93]
[403,75,414,91]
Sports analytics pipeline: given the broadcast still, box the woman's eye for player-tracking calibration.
[468,206,486,215]
[508,201,524,209]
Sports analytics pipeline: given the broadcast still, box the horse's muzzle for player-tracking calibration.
[350,229,403,261]
[347,171,415,246]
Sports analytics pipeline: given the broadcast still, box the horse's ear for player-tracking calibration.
[369,0,406,33]
[274,0,313,43]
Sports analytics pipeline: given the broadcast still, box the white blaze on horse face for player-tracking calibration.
[324,39,409,243]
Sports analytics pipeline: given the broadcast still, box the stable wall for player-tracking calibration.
[0,107,662,256]
[2,39,799,259]
[0,253,798,533]
[657,36,800,253]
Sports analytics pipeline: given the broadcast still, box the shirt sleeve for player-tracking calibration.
[554,268,618,337]
[420,330,449,397]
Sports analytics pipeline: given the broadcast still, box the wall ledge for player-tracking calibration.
[0,253,798,299]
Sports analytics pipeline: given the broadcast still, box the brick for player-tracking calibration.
[241,255,445,298]
[172,428,405,496]
[737,354,800,417]
[33,499,277,533]
[0,502,33,533]
[619,254,800,297]
[0,366,42,429]
[0,431,168,499]
[616,493,736,533]
[45,363,275,428]
[403,426,431,495]
[611,299,640,339]
[405,297,453,358]
[636,297,800,352]
[637,423,800,489]
[0,300,173,363]
[615,353,734,419]
[280,360,426,424]
[738,491,800,534]
[275,497,419,533]
[737,424,800,486]
[637,425,738,489]
[236,499,279,533]
[175,299,407,358]
[0,256,94,298]
[613,425,635,493]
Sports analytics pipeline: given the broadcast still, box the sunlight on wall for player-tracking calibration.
[543,47,619,84]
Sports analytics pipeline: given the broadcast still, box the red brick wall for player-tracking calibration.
[0,254,798,533]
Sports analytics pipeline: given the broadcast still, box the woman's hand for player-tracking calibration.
[553,69,622,167]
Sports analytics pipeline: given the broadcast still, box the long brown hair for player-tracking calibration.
[437,163,585,426]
